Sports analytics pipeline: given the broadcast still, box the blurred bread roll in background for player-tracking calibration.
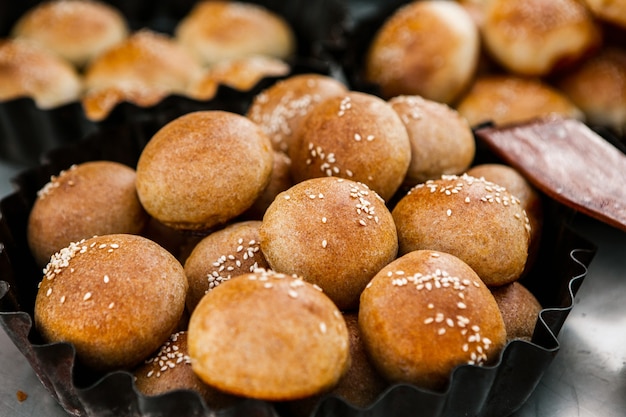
[557,46,626,135]
[364,0,480,104]
[456,75,584,127]
[0,38,82,108]
[11,0,129,68]
[82,30,203,121]
[582,0,626,29]
[175,0,296,66]
[481,0,601,76]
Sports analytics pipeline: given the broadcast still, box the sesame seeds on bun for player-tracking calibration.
[259,177,398,310]
[392,173,531,287]
[359,249,507,390]
[34,234,188,372]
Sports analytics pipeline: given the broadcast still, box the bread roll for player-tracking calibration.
[27,161,148,267]
[135,111,274,231]
[389,95,475,186]
[82,30,203,120]
[0,38,82,108]
[456,75,584,127]
[187,269,350,401]
[482,0,601,76]
[491,281,542,342]
[558,47,626,134]
[259,177,398,310]
[392,174,531,287]
[11,0,128,68]
[364,0,480,103]
[175,0,296,66]
[288,91,411,201]
[359,250,507,390]
[247,73,348,153]
[35,234,188,371]
[184,220,270,313]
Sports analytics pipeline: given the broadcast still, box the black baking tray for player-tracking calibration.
[0,0,348,166]
[0,115,596,416]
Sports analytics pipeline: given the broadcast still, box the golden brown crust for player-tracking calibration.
[133,331,239,409]
[187,269,350,401]
[558,47,626,135]
[188,55,290,100]
[246,73,348,153]
[34,234,188,372]
[83,29,202,97]
[364,0,480,103]
[0,38,82,108]
[27,161,148,267]
[491,282,542,341]
[135,111,274,231]
[389,95,475,186]
[359,250,507,390]
[175,0,296,66]
[392,173,530,286]
[259,177,398,310]
[456,75,584,127]
[184,220,270,313]
[288,91,411,201]
[11,0,129,67]
[482,0,601,76]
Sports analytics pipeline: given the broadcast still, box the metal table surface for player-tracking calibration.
[1,159,625,417]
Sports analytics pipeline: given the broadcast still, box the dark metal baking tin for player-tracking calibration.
[0,117,596,416]
[0,0,348,166]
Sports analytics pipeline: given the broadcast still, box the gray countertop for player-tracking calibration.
[1,159,626,417]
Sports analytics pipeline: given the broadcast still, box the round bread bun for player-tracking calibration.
[187,269,350,401]
[135,110,274,232]
[0,38,82,108]
[34,234,188,372]
[491,281,542,342]
[557,47,626,135]
[27,161,148,267]
[392,174,531,287]
[359,250,507,390]
[11,0,129,68]
[82,29,203,118]
[246,73,348,153]
[242,150,293,220]
[466,163,543,273]
[184,220,270,313]
[456,75,584,127]
[583,0,626,29]
[175,0,296,66]
[364,0,480,103]
[389,95,475,186]
[133,331,238,409]
[288,91,411,201]
[259,177,398,310]
[187,55,290,101]
[481,0,601,76]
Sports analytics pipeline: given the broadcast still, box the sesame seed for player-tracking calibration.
[319,322,327,334]
[83,292,92,301]
[288,289,298,299]
[108,302,115,309]
[103,275,110,283]
[46,288,52,297]
[322,239,328,248]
